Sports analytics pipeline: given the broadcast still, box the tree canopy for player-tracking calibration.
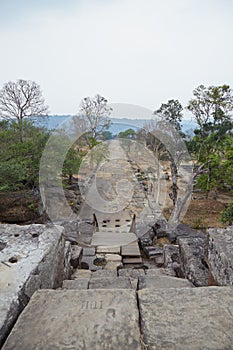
[0,79,48,121]
[78,94,112,139]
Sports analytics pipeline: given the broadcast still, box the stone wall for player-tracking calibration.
[208,226,233,286]
[0,223,71,347]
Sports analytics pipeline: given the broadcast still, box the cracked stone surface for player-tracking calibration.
[0,224,68,348]
[138,275,194,289]
[89,277,133,289]
[2,289,141,350]
[208,226,233,285]
[138,286,233,350]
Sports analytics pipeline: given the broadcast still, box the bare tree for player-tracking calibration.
[0,79,48,141]
[78,94,112,140]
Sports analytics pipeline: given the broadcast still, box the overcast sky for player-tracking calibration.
[0,0,233,118]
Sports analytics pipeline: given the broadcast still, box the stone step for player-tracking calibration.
[91,231,138,247]
[138,286,233,349]
[118,268,145,279]
[2,289,141,350]
[89,277,133,289]
[146,268,176,277]
[121,241,141,257]
[62,278,89,290]
[96,246,121,254]
[92,269,118,278]
[72,269,92,279]
[123,257,143,264]
[138,275,194,289]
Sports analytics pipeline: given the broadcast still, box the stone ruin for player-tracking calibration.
[0,221,232,349]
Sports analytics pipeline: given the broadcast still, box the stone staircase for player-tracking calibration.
[1,224,233,349]
[2,272,233,349]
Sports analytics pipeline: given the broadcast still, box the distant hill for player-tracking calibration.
[32,115,197,135]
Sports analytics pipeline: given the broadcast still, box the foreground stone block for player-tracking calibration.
[138,287,233,350]
[92,269,117,278]
[62,278,89,289]
[97,246,121,254]
[71,269,92,279]
[3,289,141,350]
[89,277,132,289]
[105,261,122,270]
[178,236,209,286]
[146,268,176,277]
[118,268,145,278]
[208,226,233,285]
[105,253,122,262]
[138,275,193,289]
[0,224,67,348]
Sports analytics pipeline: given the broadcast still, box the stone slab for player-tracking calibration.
[118,268,145,278]
[3,289,141,350]
[91,231,138,247]
[92,270,118,278]
[178,236,209,286]
[143,246,163,259]
[105,254,122,262]
[89,277,132,289]
[72,269,92,279]
[138,286,233,350]
[123,257,143,264]
[121,241,141,257]
[208,226,233,285]
[138,275,193,289]
[62,278,89,289]
[146,268,176,277]
[105,261,122,270]
[0,224,67,348]
[82,247,96,256]
[97,246,121,254]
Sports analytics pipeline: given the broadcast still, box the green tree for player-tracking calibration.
[0,120,49,191]
[0,79,48,142]
[62,147,83,185]
[187,84,233,196]
[118,128,136,139]
[154,99,184,135]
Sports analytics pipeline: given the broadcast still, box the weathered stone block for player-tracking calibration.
[0,224,67,348]
[3,289,141,349]
[105,261,122,270]
[72,268,92,279]
[92,269,117,278]
[138,275,193,289]
[105,254,122,262]
[89,277,132,289]
[208,226,233,285]
[138,287,233,349]
[178,236,209,286]
[83,247,96,256]
[143,246,163,259]
[118,268,145,278]
[146,268,176,277]
[96,246,121,254]
[62,278,89,289]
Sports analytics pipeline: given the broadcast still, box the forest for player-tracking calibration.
[0,80,232,226]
